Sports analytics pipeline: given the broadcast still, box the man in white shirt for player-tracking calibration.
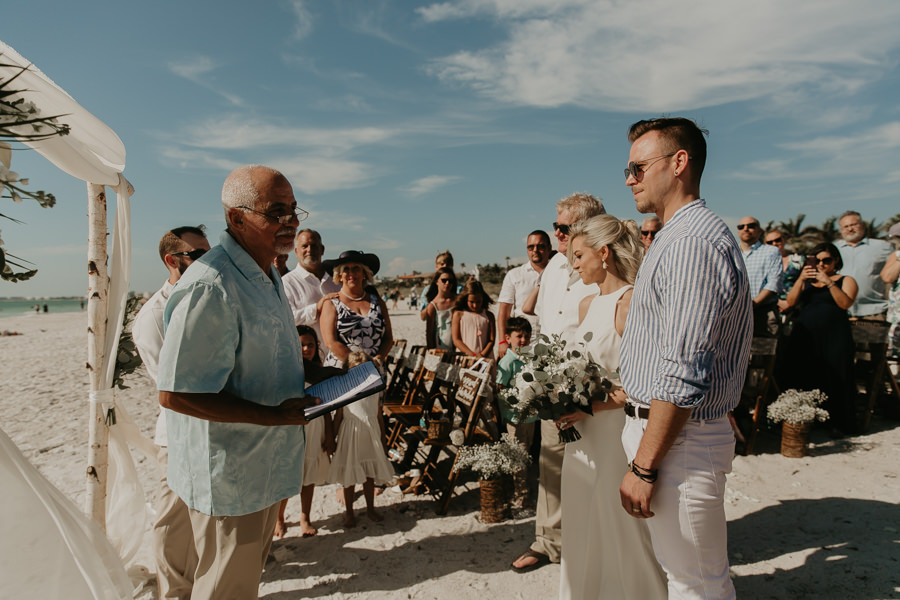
[512,193,604,573]
[281,229,341,351]
[132,225,210,600]
[497,230,552,358]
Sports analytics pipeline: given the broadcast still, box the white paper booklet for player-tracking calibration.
[303,361,386,420]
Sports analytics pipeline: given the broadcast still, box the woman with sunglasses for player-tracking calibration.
[782,242,859,434]
[421,266,458,350]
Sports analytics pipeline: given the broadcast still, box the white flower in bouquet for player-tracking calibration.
[499,332,612,443]
[767,389,830,425]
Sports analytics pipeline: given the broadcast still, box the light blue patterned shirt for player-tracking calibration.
[157,231,306,516]
[742,240,783,299]
[836,237,892,317]
[620,200,752,420]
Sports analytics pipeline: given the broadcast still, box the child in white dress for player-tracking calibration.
[327,351,394,527]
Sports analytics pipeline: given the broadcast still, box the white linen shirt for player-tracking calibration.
[498,261,542,337]
[281,263,341,345]
[132,279,173,446]
[534,252,598,343]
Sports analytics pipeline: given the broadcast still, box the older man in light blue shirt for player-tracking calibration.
[158,165,315,600]
[835,210,892,318]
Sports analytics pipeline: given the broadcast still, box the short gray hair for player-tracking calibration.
[641,215,661,227]
[221,165,283,225]
[556,192,606,222]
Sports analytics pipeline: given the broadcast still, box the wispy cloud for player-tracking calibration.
[289,0,314,40]
[399,174,461,196]
[167,56,245,107]
[271,156,377,195]
[422,1,900,113]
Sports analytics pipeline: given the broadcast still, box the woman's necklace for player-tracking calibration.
[341,289,366,302]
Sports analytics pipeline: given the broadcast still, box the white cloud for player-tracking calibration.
[272,156,376,195]
[363,234,402,250]
[399,174,462,196]
[289,0,314,40]
[386,256,409,276]
[180,116,395,151]
[168,56,245,107]
[423,1,900,113]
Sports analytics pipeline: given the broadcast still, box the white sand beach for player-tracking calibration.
[1,309,898,599]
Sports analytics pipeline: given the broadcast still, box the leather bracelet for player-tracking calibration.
[629,460,658,484]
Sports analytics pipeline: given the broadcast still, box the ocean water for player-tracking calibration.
[0,298,86,319]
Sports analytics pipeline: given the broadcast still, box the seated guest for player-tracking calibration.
[782,243,859,434]
[421,266,458,350]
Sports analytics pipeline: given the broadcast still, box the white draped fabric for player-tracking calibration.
[1,40,152,596]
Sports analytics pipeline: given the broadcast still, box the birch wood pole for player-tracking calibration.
[85,182,109,529]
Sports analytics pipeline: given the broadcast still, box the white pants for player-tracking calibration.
[622,415,736,600]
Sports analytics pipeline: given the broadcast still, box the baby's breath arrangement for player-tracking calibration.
[453,434,531,481]
[767,389,830,425]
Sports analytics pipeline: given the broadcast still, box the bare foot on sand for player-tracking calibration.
[343,512,357,528]
[299,517,317,537]
[273,519,286,539]
[367,508,384,522]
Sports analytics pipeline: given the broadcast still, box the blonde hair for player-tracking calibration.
[333,262,375,284]
[556,192,605,222]
[347,351,371,368]
[567,215,643,284]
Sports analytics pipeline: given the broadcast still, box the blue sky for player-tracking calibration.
[3,0,900,297]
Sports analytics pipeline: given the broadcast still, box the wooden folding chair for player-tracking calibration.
[383,345,426,407]
[851,321,891,431]
[384,351,443,450]
[736,337,778,455]
[435,368,498,514]
[382,339,407,389]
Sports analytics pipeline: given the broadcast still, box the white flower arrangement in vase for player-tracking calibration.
[767,389,830,425]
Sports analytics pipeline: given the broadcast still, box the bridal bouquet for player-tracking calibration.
[499,332,612,443]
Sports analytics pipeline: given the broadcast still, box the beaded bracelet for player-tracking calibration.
[629,461,659,484]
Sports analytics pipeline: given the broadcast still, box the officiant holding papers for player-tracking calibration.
[320,250,395,526]
[157,165,318,599]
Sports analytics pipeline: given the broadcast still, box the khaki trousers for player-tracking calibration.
[530,419,564,562]
[188,503,280,600]
[153,447,198,600]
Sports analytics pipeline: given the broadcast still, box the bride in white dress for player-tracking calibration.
[557,215,666,599]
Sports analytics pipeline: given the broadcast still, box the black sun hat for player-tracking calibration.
[322,250,380,276]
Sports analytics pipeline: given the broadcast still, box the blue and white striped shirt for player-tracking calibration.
[742,240,783,298]
[620,199,752,420]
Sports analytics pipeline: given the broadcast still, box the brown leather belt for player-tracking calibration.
[624,403,650,419]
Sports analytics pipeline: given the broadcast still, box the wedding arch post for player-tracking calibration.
[85,182,110,529]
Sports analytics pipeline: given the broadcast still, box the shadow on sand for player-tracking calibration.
[729,497,900,599]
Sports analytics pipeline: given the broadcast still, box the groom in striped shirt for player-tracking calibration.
[618,118,752,600]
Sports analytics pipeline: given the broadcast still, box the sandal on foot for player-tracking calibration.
[511,549,550,573]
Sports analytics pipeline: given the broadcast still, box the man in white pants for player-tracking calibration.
[619,118,752,599]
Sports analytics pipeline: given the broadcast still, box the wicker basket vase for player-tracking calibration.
[478,477,510,523]
[781,422,812,458]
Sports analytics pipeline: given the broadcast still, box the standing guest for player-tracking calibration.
[737,215,783,336]
[419,250,458,312]
[495,317,536,510]
[639,215,662,251]
[836,210,891,320]
[880,223,900,357]
[764,228,804,313]
[556,214,666,600]
[512,192,604,573]
[273,253,290,277]
[421,266,458,350]
[782,243,859,434]
[320,251,395,527]
[157,165,317,600]
[451,279,496,359]
[273,325,337,540]
[132,225,210,600]
[619,118,752,599]
[497,230,552,358]
[281,229,341,355]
